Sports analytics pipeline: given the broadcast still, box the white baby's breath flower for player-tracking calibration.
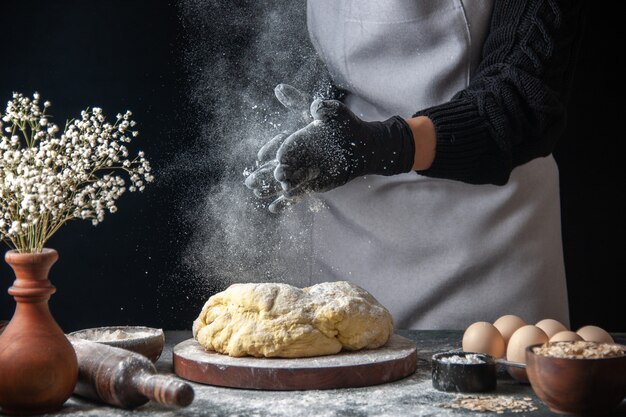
[0,92,153,252]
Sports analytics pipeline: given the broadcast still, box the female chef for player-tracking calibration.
[245,0,583,329]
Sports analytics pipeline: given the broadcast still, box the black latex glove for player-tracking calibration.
[244,84,311,209]
[271,99,415,208]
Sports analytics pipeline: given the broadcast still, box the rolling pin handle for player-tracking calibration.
[136,374,195,407]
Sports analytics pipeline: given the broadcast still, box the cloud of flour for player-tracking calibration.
[176,0,332,291]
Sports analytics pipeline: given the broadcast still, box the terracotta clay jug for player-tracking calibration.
[0,248,78,415]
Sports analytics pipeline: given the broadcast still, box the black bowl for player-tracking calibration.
[432,351,496,392]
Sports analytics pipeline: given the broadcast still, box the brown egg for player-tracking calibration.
[535,319,568,338]
[493,315,526,345]
[576,325,614,343]
[549,330,583,342]
[506,325,549,364]
[462,321,506,358]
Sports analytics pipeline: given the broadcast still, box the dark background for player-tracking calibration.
[0,1,623,332]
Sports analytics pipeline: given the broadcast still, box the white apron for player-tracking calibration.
[303,0,569,329]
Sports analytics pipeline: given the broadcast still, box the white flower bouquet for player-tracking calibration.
[0,92,153,253]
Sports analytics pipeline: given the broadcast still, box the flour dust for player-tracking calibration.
[176,1,333,292]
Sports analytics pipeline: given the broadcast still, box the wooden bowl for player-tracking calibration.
[68,326,165,362]
[525,342,626,415]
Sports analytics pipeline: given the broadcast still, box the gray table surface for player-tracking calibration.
[3,330,625,417]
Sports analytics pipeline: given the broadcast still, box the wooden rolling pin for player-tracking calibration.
[71,339,194,409]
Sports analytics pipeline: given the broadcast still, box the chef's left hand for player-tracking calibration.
[271,99,415,207]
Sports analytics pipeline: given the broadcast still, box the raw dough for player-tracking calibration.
[192,281,394,358]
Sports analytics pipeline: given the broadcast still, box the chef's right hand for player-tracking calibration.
[244,84,311,211]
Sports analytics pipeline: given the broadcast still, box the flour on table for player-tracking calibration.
[192,281,393,357]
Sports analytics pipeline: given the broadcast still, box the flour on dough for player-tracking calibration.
[192,281,394,358]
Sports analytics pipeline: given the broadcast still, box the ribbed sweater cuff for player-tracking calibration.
[413,99,502,184]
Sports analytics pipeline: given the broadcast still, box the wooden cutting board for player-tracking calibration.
[173,334,417,390]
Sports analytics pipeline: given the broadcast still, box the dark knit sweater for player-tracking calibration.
[413,0,584,185]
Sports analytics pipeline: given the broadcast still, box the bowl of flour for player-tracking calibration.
[68,326,165,362]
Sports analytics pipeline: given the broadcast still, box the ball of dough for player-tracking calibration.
[192,281,394,358]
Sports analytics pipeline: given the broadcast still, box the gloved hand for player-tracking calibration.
[271,99,415,207]
[244,84,311,210]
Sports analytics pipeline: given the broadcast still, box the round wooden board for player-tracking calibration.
[173,334,417,390]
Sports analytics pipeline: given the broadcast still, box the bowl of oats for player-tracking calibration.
[526,340,626,415]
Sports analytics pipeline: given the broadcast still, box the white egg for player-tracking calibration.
[494,315,526,345]
[506,325,549,364]
[462,321,506,358]
[576,325,614,343]
[549,330,583,342]
[535,319,567,338]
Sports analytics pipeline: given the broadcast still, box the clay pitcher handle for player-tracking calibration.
[135,374,194,407]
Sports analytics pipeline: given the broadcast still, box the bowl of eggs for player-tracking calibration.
[525,340,626,415]
[462,315,616,383]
